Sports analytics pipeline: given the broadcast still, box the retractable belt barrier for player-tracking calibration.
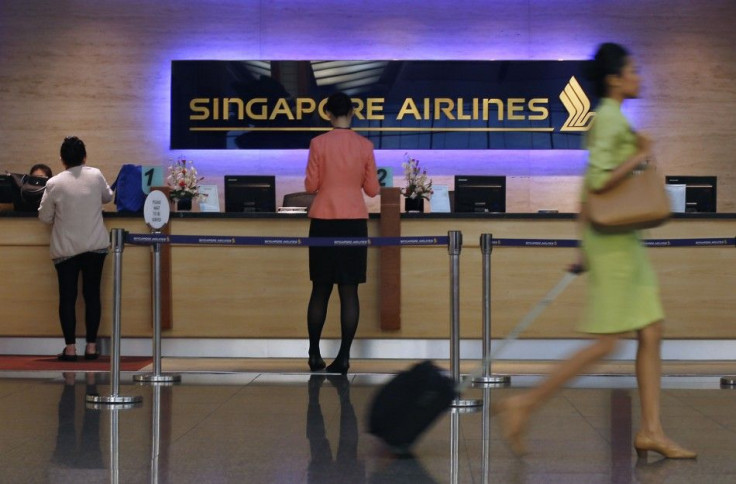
[124,233,735,248]
[95,229,734,407]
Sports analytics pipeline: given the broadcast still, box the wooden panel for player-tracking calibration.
[1,216,735,340]
[379,188,401,330]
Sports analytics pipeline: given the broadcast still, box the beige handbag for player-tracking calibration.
[586,162,671,232]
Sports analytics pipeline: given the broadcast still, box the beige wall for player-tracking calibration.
[0,1,735,213]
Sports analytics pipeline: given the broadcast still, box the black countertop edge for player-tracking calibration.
[3,211,736,220]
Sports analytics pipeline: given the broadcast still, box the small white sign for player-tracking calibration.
[143,190,170,230]
[198,185,220,212]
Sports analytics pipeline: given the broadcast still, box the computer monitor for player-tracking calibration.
[453,175,506,213]
[0,175,13,204]
[224,175,276,213]
[665,176,717,213]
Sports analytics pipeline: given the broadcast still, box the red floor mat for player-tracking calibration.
[0,355,152,371]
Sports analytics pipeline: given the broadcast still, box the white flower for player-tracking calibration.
[400,154,433,200]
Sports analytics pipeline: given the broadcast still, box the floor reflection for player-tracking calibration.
[50,373,104,480]
[307,375,364,484]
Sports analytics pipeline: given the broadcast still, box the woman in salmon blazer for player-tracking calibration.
[304,92,380,374]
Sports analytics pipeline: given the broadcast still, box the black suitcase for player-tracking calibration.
[367,360,456,453]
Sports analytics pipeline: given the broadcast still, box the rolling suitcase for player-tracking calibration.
[367,270,579,453]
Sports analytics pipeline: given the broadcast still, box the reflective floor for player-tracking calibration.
[1,370,735,483]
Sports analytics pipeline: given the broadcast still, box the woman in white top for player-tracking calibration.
[39,137,113,361]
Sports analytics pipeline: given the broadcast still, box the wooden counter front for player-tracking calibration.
[0,212,734,340]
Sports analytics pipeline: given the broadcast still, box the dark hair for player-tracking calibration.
[60,136,87,167]
[324,92,353,117]
[585,43,631,98]
[29,163,52,177]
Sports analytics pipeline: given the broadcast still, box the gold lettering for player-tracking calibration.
[456,98,471,120]
[435,98,455,120]
[507,98,525,121]
[366,98,385,120]
[318,99,330,120]
[213,97,220,120]
[352,98,365,120]
[296,98,316,119]
[246,98,268,120]
[423,98,431,120]
[189,98,210,120]
[528,98,549,120]
[472,98,479,119]
[223,98,244,120]
[269,98,295,120]
[483,99,504,121]
[397,98,422,120]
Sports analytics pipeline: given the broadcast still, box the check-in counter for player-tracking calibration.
[1,211,734,340]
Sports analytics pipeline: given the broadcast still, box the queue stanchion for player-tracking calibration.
[720,237,736,387]
[86,228,143,406]
[448,230,481,408]
[135,192,181,384]
[473,234,510,386]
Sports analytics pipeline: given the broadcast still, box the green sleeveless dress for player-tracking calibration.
[579,98,664,334]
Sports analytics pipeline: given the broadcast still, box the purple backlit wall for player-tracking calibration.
[1,0,735,210]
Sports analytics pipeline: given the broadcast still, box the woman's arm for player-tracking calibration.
[591,132,652,194]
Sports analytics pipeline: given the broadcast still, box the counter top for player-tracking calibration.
[2,211,736,220]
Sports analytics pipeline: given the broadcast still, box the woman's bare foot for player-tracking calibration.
[492,396,531,456]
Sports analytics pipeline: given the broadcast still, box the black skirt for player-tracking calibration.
[309,219,368,284]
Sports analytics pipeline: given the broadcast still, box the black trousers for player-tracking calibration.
[54,252,107,345]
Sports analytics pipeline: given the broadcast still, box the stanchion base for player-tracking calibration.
[472,374,511,386]
[85,393,143,406]
[133,373,182,383]
[720,376,736,386]
[451,398,483,408]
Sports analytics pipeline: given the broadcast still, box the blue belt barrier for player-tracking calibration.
[126,233,449,247]
[124,233,735,248]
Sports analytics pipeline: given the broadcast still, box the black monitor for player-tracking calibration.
[665,176,717,213]
[0,175,13,204]
[453,175,506,213]
[224,175,276,213]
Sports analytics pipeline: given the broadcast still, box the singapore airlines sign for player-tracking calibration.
[171,60,596,150]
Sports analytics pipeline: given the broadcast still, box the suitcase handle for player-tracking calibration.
[456,270,579,393]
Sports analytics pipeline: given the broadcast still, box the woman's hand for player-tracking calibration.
[568,250,587,274]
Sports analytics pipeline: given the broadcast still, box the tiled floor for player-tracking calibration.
[1,369,735,483]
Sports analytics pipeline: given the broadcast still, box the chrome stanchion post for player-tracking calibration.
[721,237,736,387]
[135,231,181,384]
[474,234,509,385]
[450,408,460,484]
[150,383,161,484]
[87,229,143,406]
[448,231,481,408]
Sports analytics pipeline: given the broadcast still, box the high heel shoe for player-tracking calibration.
[325,359,349,375]
[57,348,78,362]
[634,433,697,459]
[491,399,529,456]
[84,350,99,360]
[308,355,326,371]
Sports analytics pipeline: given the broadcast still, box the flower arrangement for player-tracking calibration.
[167,157,204,201]
[400,154,433,200]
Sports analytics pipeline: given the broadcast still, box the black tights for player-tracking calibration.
[307,282,359,364]
[54,252,107,345]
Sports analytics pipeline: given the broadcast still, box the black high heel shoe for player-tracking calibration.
[84,350,99,360]
[325,359,349,375]
[308,355,326,371]
[57,348,78,362]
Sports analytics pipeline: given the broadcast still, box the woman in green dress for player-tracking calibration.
[493,43,696,459]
